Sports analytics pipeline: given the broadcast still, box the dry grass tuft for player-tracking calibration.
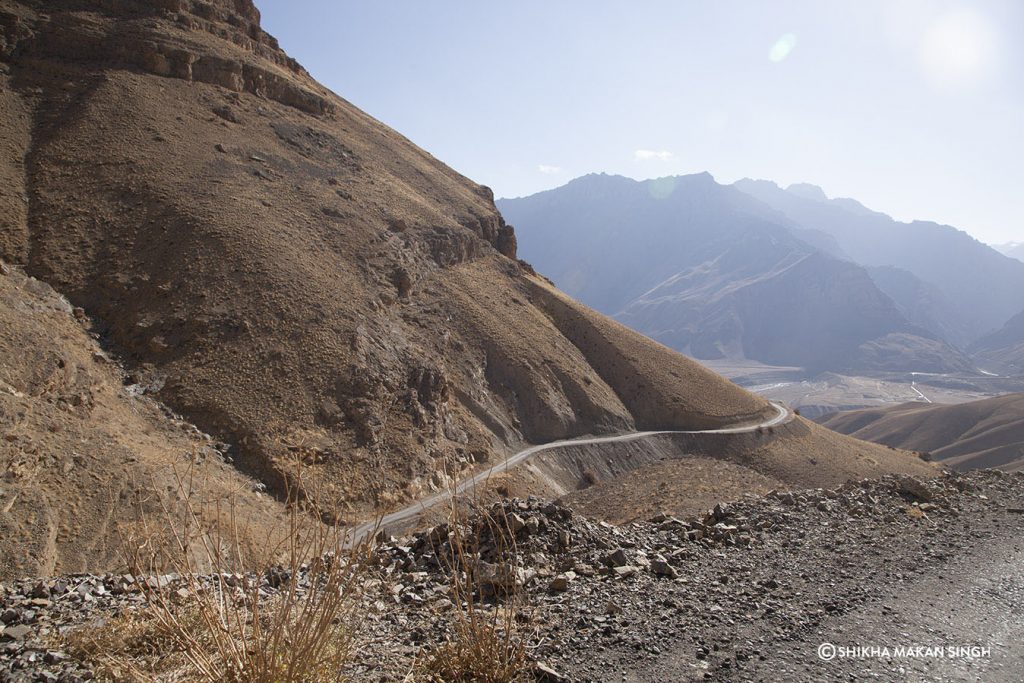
[63,607,198,682]
[107,454,378,682]
[416,491,531,683]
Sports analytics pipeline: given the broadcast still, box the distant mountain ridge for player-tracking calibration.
[993,242,1024,263]
[497,173,973,374]
[734,179,1024,346]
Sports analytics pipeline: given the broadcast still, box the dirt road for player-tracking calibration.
[354,402,790,538]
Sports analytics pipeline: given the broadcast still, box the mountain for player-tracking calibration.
[0,0,940,577]
[970,308,1024,376]
[993,242,1024,263]
[865,265,970,347]
[0,264,284,578]
[818,394,1024,471]
[497,174,971,374]
[734,179,1024,345]
[2,0,782,517]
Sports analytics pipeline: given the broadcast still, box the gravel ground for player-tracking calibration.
[2,469,1021,682]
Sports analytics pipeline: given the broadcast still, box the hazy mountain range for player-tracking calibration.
[993,242,1024,263]
[498,174,1024,375]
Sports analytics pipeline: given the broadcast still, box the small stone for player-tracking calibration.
[777,492,797,505]
[214,143,227,153]
[897,476,933,502]
[534,661,569,682]
[605,548,629,567]
[508,513,527,534]
[613,565,639,578]
[650,558,678,579]
[549,571,576,592]
[212,105,239,123]
[0,624,31,641]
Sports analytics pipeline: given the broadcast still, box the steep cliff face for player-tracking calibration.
[0,0,772,518]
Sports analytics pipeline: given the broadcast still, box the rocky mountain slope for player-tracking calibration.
[864,265,968,349]
[0,263,283,578]
[0,0,942,579]
[818,393,1024,471]
[497,174,971,374]
[734,179,1024,347]
[0,0,779,520]
[970,309,1024,376]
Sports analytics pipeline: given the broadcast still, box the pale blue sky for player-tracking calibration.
[258,1,1023,244]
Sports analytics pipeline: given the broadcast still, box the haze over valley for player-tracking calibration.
[499,173,1024,417]
[1,1,1022,681]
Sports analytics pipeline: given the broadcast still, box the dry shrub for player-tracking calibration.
[63,607,200,682]
[416,493,531,683]
[114,455,377,682]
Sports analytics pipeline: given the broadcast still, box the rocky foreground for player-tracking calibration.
[2,469,1022,682]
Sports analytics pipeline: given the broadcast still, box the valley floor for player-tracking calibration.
[700,359,1024,419]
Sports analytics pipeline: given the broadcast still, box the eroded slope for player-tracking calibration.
[1,0,773,519]
[0,264,282,578]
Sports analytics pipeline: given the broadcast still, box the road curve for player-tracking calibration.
[353,401,791,538]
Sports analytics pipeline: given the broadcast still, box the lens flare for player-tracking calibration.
[769,33,797,62]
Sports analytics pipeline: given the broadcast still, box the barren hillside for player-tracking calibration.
[0,0,777,518]
[971,309,1024,376]
[818,394,1024,471]
[0,0,935,569]
[0,264,283,577]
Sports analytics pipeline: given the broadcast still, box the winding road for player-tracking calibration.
[354,401,791,538]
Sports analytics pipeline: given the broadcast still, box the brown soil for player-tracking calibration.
[818,394,1024,471]
[0,265,283,578]
[563,456,784,523]
[0,0,942,579]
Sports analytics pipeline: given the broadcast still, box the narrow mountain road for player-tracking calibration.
[354,402,790,538]
[911,380,933,403]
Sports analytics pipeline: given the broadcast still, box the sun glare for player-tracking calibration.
[919,9,997,90]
